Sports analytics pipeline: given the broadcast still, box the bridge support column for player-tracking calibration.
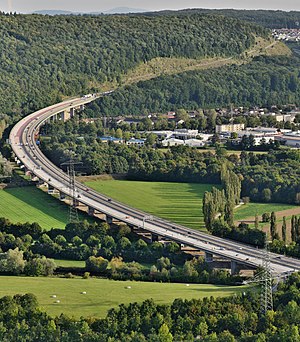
[70,107,75,118]
[231,260,238,275]
[205,252,213,263]
[73,199,80,207]
[88,206,95,216]
[59,192,66,200]
[36,178,44,186]
[151,233,159,242]
[106,215,113,224]
[48,185,55,194]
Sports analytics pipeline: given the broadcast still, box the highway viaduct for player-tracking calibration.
[9,93,300,277]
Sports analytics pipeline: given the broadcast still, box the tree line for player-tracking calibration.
[145,8,300,29]
[0,217,239,284]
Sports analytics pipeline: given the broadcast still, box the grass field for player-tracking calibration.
[0,276,249,318]
[54,260,85,268]
[234,202,297,222]
[0,187,91,230]
[85,180,216,230]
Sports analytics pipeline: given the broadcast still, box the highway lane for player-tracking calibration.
[9,94,300,275]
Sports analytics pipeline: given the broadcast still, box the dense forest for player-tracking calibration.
[92,56,300,115]
[147,8,300,29]
[0,12,265,120]
[0,271,299,340]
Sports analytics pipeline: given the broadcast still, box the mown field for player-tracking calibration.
[84,179,299,231]
[0,276,249,319]
[0,187,91,230]
[85,180,215,230]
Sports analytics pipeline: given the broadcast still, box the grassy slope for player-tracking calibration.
[85,180,215,230]
[0,187,91,230]
[0,276,249,319]
[84,179,298,231]
[103,38,291,90]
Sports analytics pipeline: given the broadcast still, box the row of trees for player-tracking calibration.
[0,272,299,340]
[0,248,56,276]
[86,255,239,284]
[203,165,241,230]
[0,217,243,284]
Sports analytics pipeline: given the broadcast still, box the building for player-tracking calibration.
[275,131,300,147]
[173,129,199,140]
[126,138,146,147]
[99,136,124,144]
[216,124,245,133]
[161,138,206,148]
[161,138,184,147]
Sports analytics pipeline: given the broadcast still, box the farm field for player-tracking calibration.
[0,187,91,230]
[84,180,216,230]
[234,202,298,222]
[0,276,249,319]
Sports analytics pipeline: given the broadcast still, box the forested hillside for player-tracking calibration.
[148,9,300,29]
[0,12,266,120]
[92,56,300,115]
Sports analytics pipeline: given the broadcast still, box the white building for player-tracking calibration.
[216,124,245,133]
[161,138,185,147]
[275,131,300,147]
[126,138,146,146]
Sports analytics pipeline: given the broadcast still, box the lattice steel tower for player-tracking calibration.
[260,240,273,315]
[61,158,80,224]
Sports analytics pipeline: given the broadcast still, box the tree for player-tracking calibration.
[262,188,272,202]
[0,248,25,275]
[255,214,259,230]
[282,216,287,243]
[270,212,277,240]
[85,256,109,273]
[158,323,173,342]
[24,257,56,276]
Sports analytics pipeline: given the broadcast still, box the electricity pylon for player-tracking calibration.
[260,240,273,315]
[61,159,81,223]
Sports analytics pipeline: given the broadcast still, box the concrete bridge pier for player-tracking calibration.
[151,233,159,242]
[205,252,214,263]
[59,191,66,200]
[48,184,55,194]
[231,260,238,275]
[106,215,113,224]
[88,206,95,216]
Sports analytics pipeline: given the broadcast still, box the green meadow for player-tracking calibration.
[0,276,249,319]
[84,180,215,230]
[0,187,90,230]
